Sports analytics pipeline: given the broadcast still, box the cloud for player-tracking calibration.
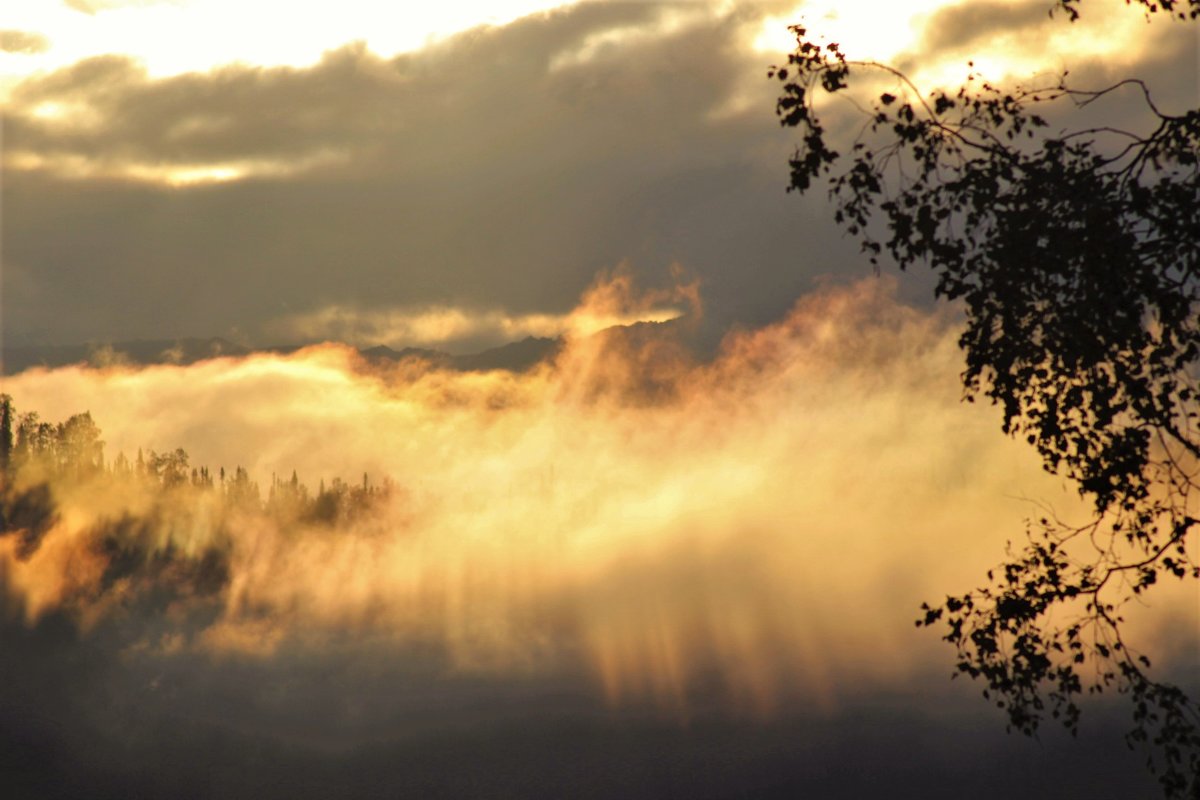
[4,6,691,176]
[0,30,50,55]
[266,301,680,350]
[898,0,1196,88]
[2,2,832,351]
[916,0,1052,55]
[63,0,174,15]
[264,266,697,349]
[2,1,1195,364]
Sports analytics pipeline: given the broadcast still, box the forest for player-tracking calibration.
[0,394,393,624]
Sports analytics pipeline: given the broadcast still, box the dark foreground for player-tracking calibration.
[1,611,1156,800]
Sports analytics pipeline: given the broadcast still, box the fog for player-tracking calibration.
[2,276,1189,797]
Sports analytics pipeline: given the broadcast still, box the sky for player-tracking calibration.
[1,1,1198,798]
[1,0,1195,352]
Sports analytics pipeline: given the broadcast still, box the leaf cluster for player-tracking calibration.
[1056,0,1200,20]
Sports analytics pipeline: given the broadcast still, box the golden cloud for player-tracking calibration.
[264,265,699,349]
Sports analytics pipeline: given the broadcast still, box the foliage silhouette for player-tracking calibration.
[1057,0,1199,19]
[770,2,1199,795]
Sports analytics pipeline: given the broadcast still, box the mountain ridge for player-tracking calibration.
[1,335,565,376]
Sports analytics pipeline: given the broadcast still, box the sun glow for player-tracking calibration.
[0,0,583,101]
[4,149,347,186]
[754,0,1165,88]
[754,0,951,63]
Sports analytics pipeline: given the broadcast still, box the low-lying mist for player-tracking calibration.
[1,275,1187,798]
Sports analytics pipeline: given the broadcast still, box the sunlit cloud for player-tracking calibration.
[753,0,952,63]
[0,29,51,55]
[25,99,77,120]
[4,148,348,186]
[753,0,1168,88]
[548,3,711,71]
[265,305,685,350]
[0,0,584,101]
[264,267,699,350]
[5,1,1179,194]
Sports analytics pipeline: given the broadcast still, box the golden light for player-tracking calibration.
[25,100,72,120]
[753,0,1165,88]
[753,0,952,64]
[0,0,584,102]
[3,149,347,186]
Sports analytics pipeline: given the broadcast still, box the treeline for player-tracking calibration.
[0,394,392,528]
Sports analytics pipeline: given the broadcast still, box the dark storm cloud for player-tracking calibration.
[3,2,849,350]
[0,30,50,55]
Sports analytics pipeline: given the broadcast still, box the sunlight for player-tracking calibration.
[753,0,1161,88]
[0,0,582,101]
[3,149,346,186]
[753,0,953,63]
[25,100,71,120]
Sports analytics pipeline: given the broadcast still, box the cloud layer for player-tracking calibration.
[7,1,1192,352]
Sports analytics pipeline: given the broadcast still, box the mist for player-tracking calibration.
[2,276,1187,797]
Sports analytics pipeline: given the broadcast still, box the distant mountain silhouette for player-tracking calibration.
[453,336,564,371]
[358,344,453,368]
[357,336,563,372]
[2,337,254,374]
[3,335,565,375]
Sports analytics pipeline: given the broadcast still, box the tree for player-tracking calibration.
[55,412,105,477]
[148,447,190,487]
[15,411,56,468]
[770,2,1199,795]
[0,395,12,473]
